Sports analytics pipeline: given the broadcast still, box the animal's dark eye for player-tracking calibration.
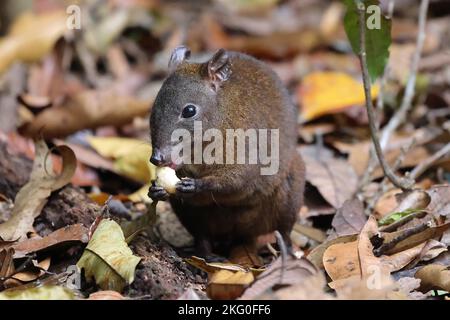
[181,104,197,118]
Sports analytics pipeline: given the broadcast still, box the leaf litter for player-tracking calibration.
[0,0,449,300]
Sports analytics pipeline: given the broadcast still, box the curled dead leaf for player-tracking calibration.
[0,140,76,241]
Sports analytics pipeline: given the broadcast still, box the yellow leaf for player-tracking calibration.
[298,72,379,121]
[186,256,247,274]
[77,219,141,292]
[207,270,255,300]
[0,11,67,73]
[87,137,155,183]
[210,269,254,285]
[0,285,76,300]
[128,184,151,203]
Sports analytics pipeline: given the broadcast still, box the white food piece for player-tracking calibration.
[156,167,181,194]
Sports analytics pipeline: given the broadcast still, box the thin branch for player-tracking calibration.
[409,142,450,180]
[379,0,430,149]
[358,0,431,192]
[354,0,414,190]
[359,0,395,190]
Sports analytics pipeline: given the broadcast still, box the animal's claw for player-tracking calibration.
[148,182,169,201]
[176,178,197,194]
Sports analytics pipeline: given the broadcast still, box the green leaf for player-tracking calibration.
[77,219,141,292]
[378,208,425,226]
[343,0,392,82]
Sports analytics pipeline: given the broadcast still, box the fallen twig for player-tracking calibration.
[409,142,450,180]
[379,0,430,150]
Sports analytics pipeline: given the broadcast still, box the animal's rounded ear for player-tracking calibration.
[168,46,191,72]
[207,49,231,91]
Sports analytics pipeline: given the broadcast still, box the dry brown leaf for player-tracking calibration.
[323,241,360,281]
[0,238,17,252]
[333,216,399,298]
[427,185,450,219]
[391,190,431,217]
[375,222,450,256]
[0,140,76,240]
[203,14,322,59]
[415,264,450,292]
[332,275,405,300]
[185,256,254,274]
[331,199,366,237]
[300,146,358,209]
[307,234,358,269]
[12,257,51,283]
[381,242,428,272]
[375,188,402,218]
[207,270,254,300]
[240,257,318,300]
[324,216,394,295]
[55,140,115,173]
[257,272,332,300]
[19,89,155,138]
[11,224,89,258]
[0,248,15,280]
[333,130,434,177]
[334,141,371,178]
[88,290,126,300]
[324,239,440,277]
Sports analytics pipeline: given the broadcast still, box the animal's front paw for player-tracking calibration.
[175,178,198,195]
[148,181,169,201]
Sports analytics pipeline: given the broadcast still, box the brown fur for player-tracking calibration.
[149,48,305,258]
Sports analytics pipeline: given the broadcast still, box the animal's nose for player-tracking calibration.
[150,148,165,166]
